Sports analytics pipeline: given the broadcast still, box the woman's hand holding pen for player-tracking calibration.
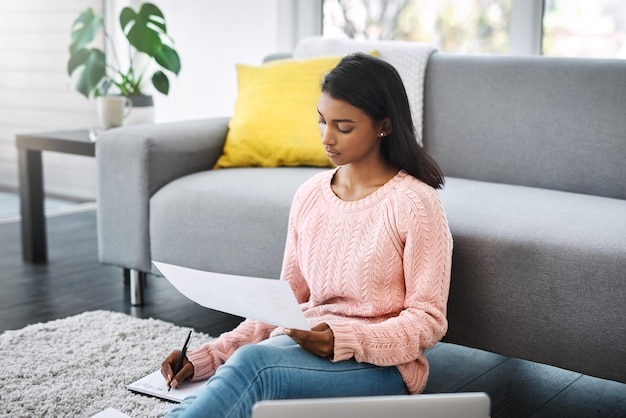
[285,323,334,358]
[162,350,194,389]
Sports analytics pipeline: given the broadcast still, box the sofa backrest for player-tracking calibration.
[423,53,626,200]
[292,37,626,200]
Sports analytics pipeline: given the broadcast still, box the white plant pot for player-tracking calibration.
[125,94,155,125]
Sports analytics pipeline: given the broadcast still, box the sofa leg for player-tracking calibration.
[129,269,146,306]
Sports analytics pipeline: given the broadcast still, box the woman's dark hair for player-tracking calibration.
[321,53,444,189]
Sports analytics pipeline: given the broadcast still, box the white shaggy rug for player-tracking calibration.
[0,311,212,417]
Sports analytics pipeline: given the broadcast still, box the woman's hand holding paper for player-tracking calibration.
[284,323,334,358]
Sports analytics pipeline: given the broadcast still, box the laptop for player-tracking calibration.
[252,392,491,418]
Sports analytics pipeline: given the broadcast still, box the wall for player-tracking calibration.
[0,0,101,199]
[152,0,282,123]
[152,0,322,122]
[0,0,303,200]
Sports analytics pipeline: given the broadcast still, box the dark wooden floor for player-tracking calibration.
[1,209,625,417]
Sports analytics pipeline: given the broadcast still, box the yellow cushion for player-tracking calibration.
[214,55,343,168]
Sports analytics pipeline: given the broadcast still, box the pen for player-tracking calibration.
[169,330,192,392]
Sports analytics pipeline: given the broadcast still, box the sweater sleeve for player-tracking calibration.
[186,178,319,381]
[186,319,276,381]
[328,186,453,366]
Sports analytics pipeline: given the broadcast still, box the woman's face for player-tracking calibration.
[317,92,387,167]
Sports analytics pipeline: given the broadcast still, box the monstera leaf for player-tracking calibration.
[120,3,181,76]
[67,48,106,97]
[67,9,106,97]
[69,8,103,54]
[67,3,181,98]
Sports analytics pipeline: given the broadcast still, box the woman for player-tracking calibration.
[162,53,452,418]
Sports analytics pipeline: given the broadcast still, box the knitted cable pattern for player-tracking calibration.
[188,169,452,394]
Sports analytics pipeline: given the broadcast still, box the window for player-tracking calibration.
[323,0,512,54]
[542,0,626,59]
[322,0,625,58]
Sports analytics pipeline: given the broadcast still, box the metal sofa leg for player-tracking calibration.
[129,269,146,306]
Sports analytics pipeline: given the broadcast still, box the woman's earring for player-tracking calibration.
[379,132,385,138]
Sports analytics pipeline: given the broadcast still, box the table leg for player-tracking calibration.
[18,148,47,263]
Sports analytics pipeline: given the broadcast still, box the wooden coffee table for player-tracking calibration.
[16,130,96,263]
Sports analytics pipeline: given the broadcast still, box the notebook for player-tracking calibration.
[127,369,204,403]
[89,408,132,418]
[252,392,491,418]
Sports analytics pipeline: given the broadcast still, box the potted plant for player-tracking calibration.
[67,2,181,123]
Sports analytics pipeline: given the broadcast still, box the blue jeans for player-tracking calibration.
[166,335,408,418]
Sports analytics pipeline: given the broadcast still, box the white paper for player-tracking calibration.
[127,369,205,403]
[153,261,310,331]
[89,407,132,418]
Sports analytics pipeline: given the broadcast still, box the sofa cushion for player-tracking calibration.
[150,167,326,278]
[439,177,626,382]
[214,56,342,169]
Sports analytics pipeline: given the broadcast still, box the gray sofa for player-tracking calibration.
[96,37,626,385]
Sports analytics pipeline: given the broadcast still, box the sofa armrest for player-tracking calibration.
[96,117,229,272]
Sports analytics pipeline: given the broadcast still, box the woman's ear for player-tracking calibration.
[378,117,393,137]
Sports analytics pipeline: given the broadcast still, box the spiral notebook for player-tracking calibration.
[127,369,204,403]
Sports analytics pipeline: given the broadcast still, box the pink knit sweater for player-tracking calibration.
[187,168,452,394]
